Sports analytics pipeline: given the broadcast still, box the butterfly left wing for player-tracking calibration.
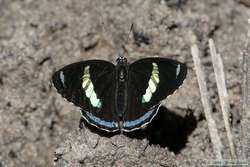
[52,60,119,132]
[122,57,187,132]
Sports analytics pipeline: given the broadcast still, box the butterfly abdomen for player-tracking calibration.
[115,59,129,121]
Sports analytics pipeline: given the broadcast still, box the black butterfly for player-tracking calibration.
[52,56,187,132]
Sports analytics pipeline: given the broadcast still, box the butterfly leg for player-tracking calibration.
[79,117,85,129]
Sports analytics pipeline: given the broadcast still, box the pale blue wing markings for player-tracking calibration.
[123,110,154,128]
[59,71,65,87]
[122,104,160,129]
[176,64,181,79]
[85,112,119,129]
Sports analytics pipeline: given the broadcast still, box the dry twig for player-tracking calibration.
[190,36,223,159]
[209,38,236,159]
[242,19,250,162]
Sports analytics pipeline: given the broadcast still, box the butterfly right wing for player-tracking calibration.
[52,60,119,132]
[122,57,187,132]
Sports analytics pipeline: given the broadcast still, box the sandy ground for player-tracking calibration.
[0,0,249,166]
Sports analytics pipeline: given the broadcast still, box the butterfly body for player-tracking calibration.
[115,57,128,122]
[52,56,187,132]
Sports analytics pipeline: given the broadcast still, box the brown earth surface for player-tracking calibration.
[0,0,248,166]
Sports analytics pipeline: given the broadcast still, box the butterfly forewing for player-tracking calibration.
[122,58,187,131]
[52,60,119,132]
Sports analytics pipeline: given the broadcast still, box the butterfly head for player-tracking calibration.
[116,55,127,66]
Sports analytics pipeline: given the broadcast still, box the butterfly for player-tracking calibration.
[52,55,187,132]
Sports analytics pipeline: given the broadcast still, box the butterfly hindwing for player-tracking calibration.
[122,57,187,131]
[52,60,119,132]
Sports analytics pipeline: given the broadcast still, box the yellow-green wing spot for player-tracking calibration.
[82,66,102,108]
[142,63,160,103]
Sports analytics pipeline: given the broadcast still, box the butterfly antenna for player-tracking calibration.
[126,23,134,45]
[118,23,134,59]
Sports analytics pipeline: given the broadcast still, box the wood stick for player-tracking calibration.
[241,18,250,162]
[191,39,223,159]
[209,38,236,159]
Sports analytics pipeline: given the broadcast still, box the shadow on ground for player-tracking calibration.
[81,106,197,154]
